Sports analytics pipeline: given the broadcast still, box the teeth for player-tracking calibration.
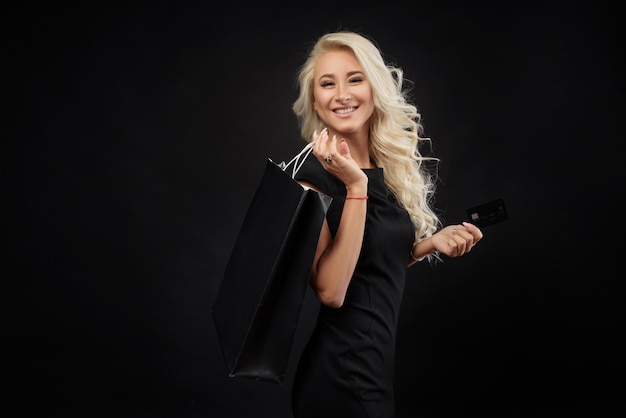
[335,107,355,114]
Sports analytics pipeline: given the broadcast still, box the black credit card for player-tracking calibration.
[466,198,508,228]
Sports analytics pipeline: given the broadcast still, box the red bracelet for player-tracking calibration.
[345,196,369,200]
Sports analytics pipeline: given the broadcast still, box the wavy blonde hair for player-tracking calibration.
[292,31,441,247]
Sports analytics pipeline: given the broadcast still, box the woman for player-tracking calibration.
[290,31,483,418]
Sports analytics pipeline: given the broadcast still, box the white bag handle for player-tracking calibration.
[275,142,314,179]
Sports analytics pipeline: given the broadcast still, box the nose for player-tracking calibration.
[336,84,351,102]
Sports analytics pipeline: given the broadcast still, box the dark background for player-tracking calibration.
[5,1,624,417]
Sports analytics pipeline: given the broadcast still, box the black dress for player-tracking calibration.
[292,156,415,418]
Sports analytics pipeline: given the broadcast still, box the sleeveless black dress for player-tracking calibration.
[292,156,415,418]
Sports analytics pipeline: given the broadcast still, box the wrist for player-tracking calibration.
[345,182,368,200]
[345,184,368,197]
[411,238,435,261]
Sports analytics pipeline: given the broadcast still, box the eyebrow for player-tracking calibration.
[318,70,365,81]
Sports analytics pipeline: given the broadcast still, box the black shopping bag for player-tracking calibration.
[212,145,331,384]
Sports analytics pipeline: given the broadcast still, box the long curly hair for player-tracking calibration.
[292,31,441,248]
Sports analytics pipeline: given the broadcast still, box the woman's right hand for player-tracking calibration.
[311,128,368,194]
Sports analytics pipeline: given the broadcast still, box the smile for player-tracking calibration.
[334,107,356,115]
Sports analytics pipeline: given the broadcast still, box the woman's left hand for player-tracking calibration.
[431,222,483,258]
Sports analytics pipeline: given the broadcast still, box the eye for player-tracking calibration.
[321,80,335,88]
[349,77,363,84]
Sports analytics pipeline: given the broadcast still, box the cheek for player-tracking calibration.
[359,86,374,102]
[313,89,332,107]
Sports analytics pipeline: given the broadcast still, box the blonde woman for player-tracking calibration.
[290,31,483,417]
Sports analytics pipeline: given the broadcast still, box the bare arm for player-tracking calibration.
[300,129,368,308]
[408,222,483,267]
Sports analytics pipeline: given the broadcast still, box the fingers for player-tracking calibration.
[312,128,337,162]
[312,128,341,168]
[444,222,483,257]
[462,222,483,241]
[338,138,350,158]
[447,235,466,257]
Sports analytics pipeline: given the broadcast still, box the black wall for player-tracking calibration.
[5,1,624,417]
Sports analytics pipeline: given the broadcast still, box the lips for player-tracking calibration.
[333,106,356,115]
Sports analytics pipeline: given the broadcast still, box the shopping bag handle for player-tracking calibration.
[276,142,314,179]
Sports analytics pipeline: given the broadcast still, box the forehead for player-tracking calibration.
[314,49,362,77]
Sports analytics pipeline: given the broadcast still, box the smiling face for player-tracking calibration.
[312,49,375,140]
